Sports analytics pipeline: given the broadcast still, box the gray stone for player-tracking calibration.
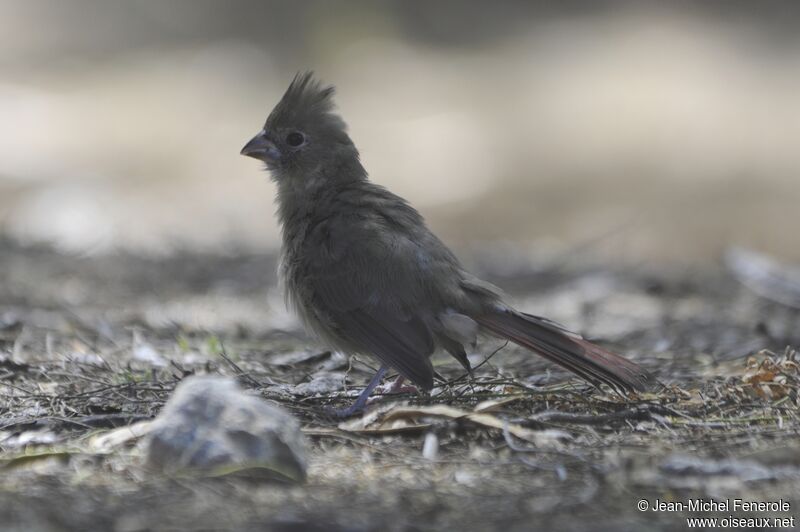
[144,375,306,482]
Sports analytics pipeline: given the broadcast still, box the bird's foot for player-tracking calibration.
[325,370,420,418]
[325,366,388,418]
[373,375,418,396]
[326,401,367,418]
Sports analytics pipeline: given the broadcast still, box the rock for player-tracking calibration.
[144,375,307,482]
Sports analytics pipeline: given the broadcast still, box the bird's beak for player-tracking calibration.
[240,131,281,162]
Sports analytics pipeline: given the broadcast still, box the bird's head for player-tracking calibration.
[241,72,359,181]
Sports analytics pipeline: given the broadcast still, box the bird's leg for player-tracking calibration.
[328,365,388,418]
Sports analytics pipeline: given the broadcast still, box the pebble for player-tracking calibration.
[145,375,307,482]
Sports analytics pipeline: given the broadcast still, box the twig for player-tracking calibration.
[525,404,690,426]
[445,341,509,386]
[218,341,264,388]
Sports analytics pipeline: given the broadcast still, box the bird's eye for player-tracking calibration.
[285,132,305,147]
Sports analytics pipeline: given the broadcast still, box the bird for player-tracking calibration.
[241,72,659,415]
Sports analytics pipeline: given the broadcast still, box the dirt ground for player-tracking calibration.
[1,238,798,531]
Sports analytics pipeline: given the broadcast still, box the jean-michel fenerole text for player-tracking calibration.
[650,498,790,513]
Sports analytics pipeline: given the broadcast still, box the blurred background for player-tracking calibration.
[1,0,799,264]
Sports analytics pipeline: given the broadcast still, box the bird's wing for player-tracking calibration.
[302,220,436,388]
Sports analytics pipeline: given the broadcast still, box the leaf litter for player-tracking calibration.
[0,240,799,531]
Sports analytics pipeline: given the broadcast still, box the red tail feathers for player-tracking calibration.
[474,309,659,393]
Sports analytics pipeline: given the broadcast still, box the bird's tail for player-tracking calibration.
[473,308,659,393]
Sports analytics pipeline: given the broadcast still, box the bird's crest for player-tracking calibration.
[266,71,340,129]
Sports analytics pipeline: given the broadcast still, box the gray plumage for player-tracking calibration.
[242,72,658,395]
